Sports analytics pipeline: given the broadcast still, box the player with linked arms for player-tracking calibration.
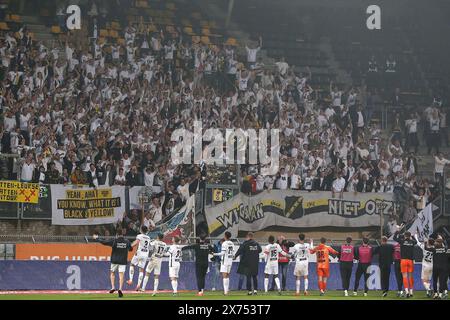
[127,226,151,291]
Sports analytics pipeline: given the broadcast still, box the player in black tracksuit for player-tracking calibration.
[93,228,133,298]
[374,236,395,297]
[425,238,450,299]
[182,235,214,296]
[234,232,262,295]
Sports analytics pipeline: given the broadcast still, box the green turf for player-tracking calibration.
[0,291,440,300]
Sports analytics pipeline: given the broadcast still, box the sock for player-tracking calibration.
[154,279,159,292]
[322,281,327,291]
[223,278,229,294]
[424,282,430,291]
[137,271,144,288]
[304,279,309,291]
[171,280,178,293]
[318,281,323,291]
[274,277,281,291]
[403,278,409,290]
[264,278,269,292]
[128,266,134,281]
[142,275,149,290]
[296,280,300,293]
[409,277,414,289]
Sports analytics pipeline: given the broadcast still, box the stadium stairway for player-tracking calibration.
[198,0,277,68]
[318,37,352,87]
[20,15,55,46]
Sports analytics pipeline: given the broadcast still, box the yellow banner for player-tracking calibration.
[0,180,39,203]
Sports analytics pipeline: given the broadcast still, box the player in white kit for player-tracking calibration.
[127,226,151,290]
[415,234,434,297]
[213,231,235,295]
[166,236,182,295]
[141,233,167,296]
[291,233,313,296]
[263,235,289,295]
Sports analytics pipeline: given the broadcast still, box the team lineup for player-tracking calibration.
[93,226,450,299]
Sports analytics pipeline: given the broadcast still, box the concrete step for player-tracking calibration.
[20,15,42,25]
[26,24,51,33]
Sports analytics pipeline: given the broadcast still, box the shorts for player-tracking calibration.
[294,261,309,277]
[400,259,414,273]
[145,258,162,275]
[421,263,433,281]
[111,264,126,273]
[220,264,232,274]
[264,263,279,275]
[131,254,148,269]
[169,265,180,278]
[317,267,330,278]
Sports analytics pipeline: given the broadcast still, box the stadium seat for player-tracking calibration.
[109,30,119,38]
[10,15,21,22]
[192,36,201,44]
[99,29,109,38]
[181,19,192,27]
[200,36,210,45]
[166,3,176,11]
[51,26,62,34]
[183,26,194,35]
[225,38,237,46]
[111,21,121,30]
[0,22,9,30]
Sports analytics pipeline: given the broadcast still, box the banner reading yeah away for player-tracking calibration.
[51,185,126,225]
[206,190,394,238]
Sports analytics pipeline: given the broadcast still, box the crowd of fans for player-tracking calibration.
[0,5,449,232]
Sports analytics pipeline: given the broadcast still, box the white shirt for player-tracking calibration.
[177,183,190,201]
[332,177,346,192]
[290,173,301,190]
[276,173,288,190]
[304,176,314,190]
[4,116,16,132]
[150,240,167,259]
[219,240,235,266]
[292,242,312,263]
[246,47,260,63]
[167,244,182,267]
[135,233,151,257]
[256,175,265,191]
[21,162,35,182]
[264,243,283,265]
[434,156,450,174]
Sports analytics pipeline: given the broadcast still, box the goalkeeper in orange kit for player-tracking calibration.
[310,237,339,296]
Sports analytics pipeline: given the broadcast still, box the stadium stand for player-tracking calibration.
[0,0,448,240]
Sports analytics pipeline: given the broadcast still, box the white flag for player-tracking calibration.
[407,204,434,241]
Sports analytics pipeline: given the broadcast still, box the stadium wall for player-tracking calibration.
[0,261,425,291]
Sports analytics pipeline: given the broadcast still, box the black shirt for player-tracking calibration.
[235,239,262,276]
[96,236,132,265]
[425,245,450,268]
[375,243,394,266]
[182,242,214,265]
[393,233,417,260]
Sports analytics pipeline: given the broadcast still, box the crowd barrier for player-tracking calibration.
[0,261,425,291]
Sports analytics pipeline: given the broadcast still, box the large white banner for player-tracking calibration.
[406,204,434,241]
[50,185,126,225]
[206,190,394,238]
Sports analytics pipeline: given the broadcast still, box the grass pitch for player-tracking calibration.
[0,290,440,300]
